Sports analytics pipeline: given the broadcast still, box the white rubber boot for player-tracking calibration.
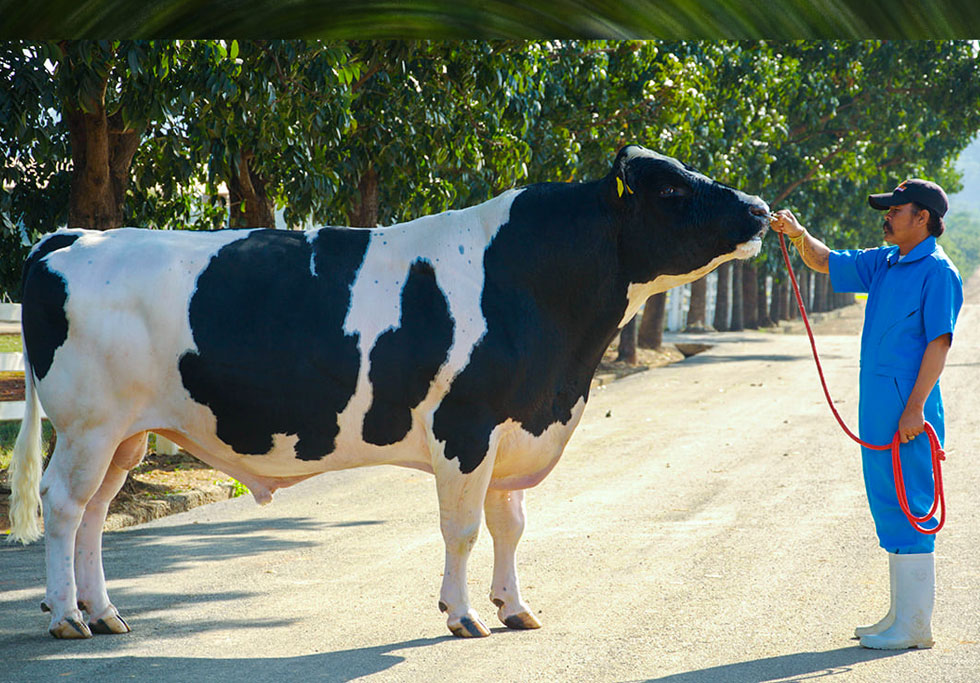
[860,552,934,650]
[854,553,897,638]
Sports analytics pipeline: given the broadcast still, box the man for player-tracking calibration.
[770,179,963,650]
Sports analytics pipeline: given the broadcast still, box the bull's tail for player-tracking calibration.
[8,346,44,544]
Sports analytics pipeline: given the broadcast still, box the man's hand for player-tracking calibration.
[769,209,805,238]
[898,333,952,444]
[768,208,830,274]
[898,402,926,443]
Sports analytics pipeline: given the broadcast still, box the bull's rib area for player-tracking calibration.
[362,259,454,446]
[178,228,370,460]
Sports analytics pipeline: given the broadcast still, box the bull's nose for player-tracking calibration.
[749,206,768,217]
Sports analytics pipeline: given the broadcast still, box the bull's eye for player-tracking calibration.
[659,186,678,197]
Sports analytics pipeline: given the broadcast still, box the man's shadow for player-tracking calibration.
[640,644,909,682]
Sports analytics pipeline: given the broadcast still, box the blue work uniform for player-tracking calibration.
[829,236,963,554]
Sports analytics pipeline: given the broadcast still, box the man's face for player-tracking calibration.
[882,202,929,252]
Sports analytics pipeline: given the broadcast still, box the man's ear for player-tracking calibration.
[915,206,931,227]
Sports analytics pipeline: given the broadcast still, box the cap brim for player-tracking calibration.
[868,192,899,210]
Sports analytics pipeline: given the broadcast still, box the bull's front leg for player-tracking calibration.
[484,488,541,630]
[432,446,495,638]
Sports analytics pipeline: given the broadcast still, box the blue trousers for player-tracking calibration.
[858,372,944,554]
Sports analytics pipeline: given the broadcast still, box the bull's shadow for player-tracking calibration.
[0,516,332,595]
[1,640,909,682]
[1,514,394,661]
[3,635,449,682]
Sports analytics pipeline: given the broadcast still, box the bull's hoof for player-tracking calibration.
[503,611,541,630]
[449,615,491,638]
[89,607,131,635]
[49,617,93,639]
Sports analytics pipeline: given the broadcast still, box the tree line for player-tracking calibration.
[2,40,979,351]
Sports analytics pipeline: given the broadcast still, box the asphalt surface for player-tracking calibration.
[2,288,979,682]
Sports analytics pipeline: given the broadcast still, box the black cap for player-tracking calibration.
[869,179,948,217]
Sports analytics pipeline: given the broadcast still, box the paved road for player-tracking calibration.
[2,286,979,682]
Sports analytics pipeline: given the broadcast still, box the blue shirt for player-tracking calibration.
[829,236,963,380]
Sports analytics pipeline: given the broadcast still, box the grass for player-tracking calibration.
[0,335,22,353]
[0,419,54,470]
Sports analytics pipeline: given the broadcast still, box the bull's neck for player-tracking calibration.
[487,181,634,379]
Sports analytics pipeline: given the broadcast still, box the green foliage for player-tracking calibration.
[0,334,21,352]
[2,39,980,299]
[0,418,53,470]
[229,478,250,498]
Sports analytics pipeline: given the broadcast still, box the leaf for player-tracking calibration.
[127,49,141,77]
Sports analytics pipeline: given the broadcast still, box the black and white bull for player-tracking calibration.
[9,145,769,639]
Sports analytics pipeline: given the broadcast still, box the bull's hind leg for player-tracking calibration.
[432,447,495,638]
[74,432,147,635]
[39,431,117,639]
[485,488,540,630]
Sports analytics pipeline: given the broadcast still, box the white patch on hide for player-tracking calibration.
[619,236,762,327]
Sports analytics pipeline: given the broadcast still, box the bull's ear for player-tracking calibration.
[612,146,637,200]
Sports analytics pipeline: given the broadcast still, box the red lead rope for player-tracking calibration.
[777,232,946,534]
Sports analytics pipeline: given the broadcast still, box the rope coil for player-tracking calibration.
[777,231,946,534]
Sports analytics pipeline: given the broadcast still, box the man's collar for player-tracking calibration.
[886,236,937,265]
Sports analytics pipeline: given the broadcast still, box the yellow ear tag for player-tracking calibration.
[616,177,625,197]
[626,182,634,195]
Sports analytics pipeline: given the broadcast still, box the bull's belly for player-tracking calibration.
[151,395,585,491]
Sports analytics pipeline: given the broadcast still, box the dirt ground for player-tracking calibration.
[0,299,865,537]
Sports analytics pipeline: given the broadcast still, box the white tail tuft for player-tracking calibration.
[8,346,44,544]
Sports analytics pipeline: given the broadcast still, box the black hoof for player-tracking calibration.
[90,614,131,634]
[449,615,491,638]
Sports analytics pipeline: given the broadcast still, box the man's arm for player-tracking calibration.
[898,333,952,443]
[769,209,831,274]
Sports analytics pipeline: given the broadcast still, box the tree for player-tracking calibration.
[637,293,667,349]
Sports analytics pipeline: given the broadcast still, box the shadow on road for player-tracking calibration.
[639,645,908,682]
[5,635,449,681]
[678,352,844,366]
[0,516,330,596]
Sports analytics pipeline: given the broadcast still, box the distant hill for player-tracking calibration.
[950,136,980,214]
[940,137,980,280]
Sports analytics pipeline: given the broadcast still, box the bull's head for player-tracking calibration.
[609,145,769,291]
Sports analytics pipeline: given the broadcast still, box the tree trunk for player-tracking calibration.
[637,292,667,349]
[348,165,379,227]
[741,261,758,328]
[713,261,730,332]
[686,277,708,331]
[228,152,276,229]
[617,316,637,364]
[730,260,744,332]
[813,272,827,312]
[794,269,808,317]
[65,103,139,230]
[771,278,786,322]
[756,269,771,327]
